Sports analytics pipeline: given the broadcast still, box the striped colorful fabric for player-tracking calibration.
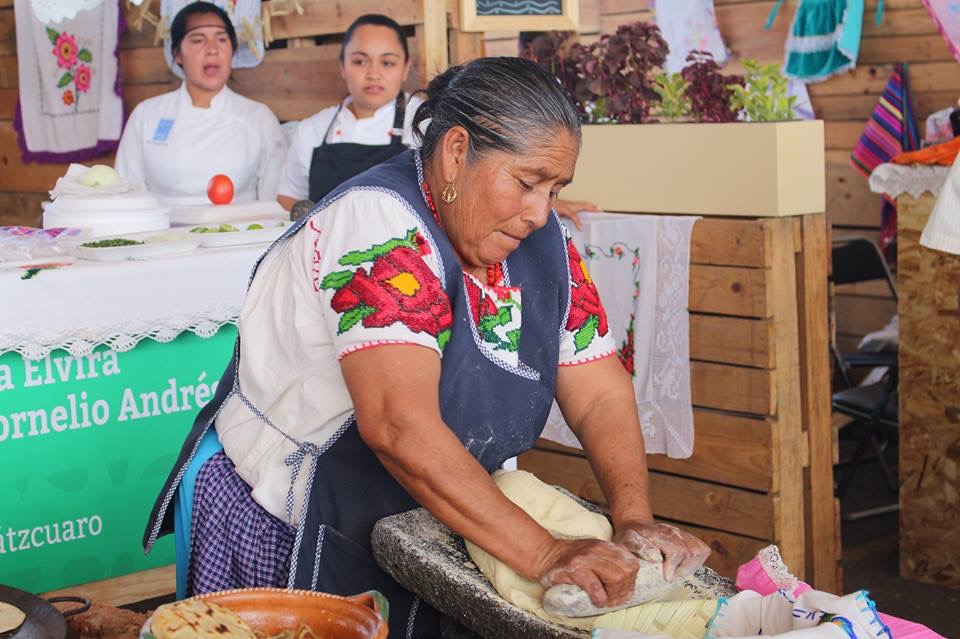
[850,63,920,255]
[851,63,920,178]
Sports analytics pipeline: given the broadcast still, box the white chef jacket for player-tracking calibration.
[115,83,287,207]
[276,94,424,201]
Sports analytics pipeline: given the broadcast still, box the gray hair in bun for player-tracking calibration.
[413,56,581,161]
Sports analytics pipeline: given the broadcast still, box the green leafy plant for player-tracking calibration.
[728,59,796,122]
[652,73,691,122]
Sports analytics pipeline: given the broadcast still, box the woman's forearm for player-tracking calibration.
[557,357,654,527]
[342,345,557,581]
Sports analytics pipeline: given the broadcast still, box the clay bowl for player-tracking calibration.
[194,588,388,639]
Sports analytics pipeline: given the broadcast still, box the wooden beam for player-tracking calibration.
[0,191,46,227]
[691,361,775,415]
[810,62,960,98]
[835,295,898,336]
[825,152,884,228]
[765,217,806,578]
[267,0,422,40]
[690,314,774,369]
[0,86,15,119]
[689,265,771,318]
[0,7,13,57]
[0,54,15,89]
[43,565,174,608]
[533,408,774,491]
[519,449,776,539]
[420,0,449,80]
[796,213,841,593]
[0,121,76,193]
[447,0,485,65]
[690,218,772,268]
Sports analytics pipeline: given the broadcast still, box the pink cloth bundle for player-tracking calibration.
[735,546,945,639]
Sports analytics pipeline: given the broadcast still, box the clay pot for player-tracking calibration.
[195,588,388,639]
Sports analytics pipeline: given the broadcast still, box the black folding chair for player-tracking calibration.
[830,237,899,517]
[831,237,898,388]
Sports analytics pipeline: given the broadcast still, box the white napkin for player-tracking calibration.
[49,164,143,199]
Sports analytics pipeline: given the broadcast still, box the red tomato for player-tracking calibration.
[207,174,234,205]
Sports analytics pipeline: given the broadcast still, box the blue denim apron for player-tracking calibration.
[144,150,571,637]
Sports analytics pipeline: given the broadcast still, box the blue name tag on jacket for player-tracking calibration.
[152,119,174,143]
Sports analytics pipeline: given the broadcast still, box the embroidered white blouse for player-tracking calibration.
[216,190,616,524]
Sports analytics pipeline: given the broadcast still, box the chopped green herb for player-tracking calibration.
[80,238,144,248]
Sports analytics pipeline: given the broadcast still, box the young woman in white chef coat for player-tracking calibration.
[115,2,286,207]
[277,14,596,227]
[276,14,421,211]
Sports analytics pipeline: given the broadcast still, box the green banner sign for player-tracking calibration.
[0,328,236,593]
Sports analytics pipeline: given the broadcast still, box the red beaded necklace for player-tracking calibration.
[422,181,504,287]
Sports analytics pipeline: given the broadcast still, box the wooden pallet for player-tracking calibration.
[519,214,840,592]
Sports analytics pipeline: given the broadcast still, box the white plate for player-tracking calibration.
[71,231,201,262]
[188,219,290,248]
[169,201,287,226]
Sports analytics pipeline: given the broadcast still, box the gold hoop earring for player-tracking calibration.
[441,182,458,204]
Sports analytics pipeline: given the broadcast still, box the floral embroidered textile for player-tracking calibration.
[464,273,523,357]
[565,238,610,354]
[322,227,453,349]
[13,0,123,162]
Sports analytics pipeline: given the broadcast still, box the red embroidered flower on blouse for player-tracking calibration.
[566,238,609,353]
[322,228,452,348]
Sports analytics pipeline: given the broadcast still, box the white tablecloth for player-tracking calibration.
[0,245,264,360]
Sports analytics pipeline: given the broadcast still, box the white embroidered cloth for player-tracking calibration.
[869,162,950,199]
[654,0,729,73]
[14,0,123,159]
[162,0,265,77]
[0,245,264,360]
[541,213,699,459]
[30,0,147,24]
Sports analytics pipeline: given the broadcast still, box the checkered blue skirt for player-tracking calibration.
[188,451,294,595]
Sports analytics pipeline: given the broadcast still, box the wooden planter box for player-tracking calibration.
[564,121,825,217]
[523,121,838,592]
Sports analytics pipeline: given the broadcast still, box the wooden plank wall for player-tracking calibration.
[520,216,825,582]
[486,0,952,349]
[0,0,468,227]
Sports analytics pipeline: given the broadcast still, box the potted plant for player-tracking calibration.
[522,27,824,217]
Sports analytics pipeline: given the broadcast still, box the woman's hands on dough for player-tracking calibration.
[536,538,640,608]
[613,521,711,582]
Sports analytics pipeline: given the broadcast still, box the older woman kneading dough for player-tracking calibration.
[143,57,709,637]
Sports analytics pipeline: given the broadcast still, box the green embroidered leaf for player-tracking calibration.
[57,72,73,88]
[573,315,600,354]
[320,269,354,290]
[496,305,512,325]
[478,315,500,333]
[46,28,60,45]
[338,228,419,265]
[338,304,376,334]
[437,328,451,351]
[506,328,521,352]
[77,48,93,62]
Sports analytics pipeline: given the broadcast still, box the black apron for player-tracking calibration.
[145,151,571,637]
[307,93,407,202]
